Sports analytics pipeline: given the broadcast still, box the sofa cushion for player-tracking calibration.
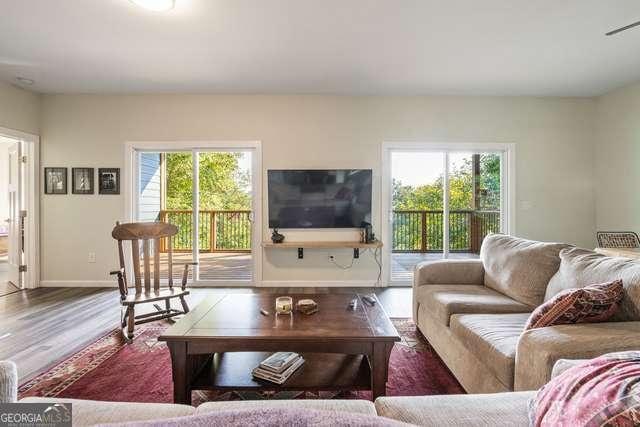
[375,391,535,426]
[525,280,624,330]
[415,284,531,326]
[480,234,570,307]
[449,313,530,389]
[196,399,377,416]
[112,408,411,427]
[546,247,640,321]
[19,397,194,427]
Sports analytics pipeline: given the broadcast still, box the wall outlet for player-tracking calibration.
[88,252,96,263]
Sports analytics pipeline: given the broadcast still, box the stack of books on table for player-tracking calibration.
[252,352,305,385]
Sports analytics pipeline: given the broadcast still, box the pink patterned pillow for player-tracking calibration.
[524,280,623,330]
[529,351,640,427]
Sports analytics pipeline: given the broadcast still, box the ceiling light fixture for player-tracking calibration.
[606,20,640,36]
[130,0,175,12]
[15,76,34,86]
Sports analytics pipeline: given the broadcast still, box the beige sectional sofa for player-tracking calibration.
[0,360,546,426]
[7,359,590,426]
[413,234,640,393]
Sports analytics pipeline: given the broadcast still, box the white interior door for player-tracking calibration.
[7,142,21,287]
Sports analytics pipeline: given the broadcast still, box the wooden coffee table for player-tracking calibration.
[159,293,400,404]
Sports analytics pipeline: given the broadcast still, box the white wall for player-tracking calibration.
[38,94,596,285]
[594,82,640,234]
[0,81,39,244]
[0,81,40,135]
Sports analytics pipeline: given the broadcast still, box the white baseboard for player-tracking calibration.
[40,280,117,288]
[259,280,381,288]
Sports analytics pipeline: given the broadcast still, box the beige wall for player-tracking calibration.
[38,94,597,285]
[0,81,40,135]
[594,83,640,234]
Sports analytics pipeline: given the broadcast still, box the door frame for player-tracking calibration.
[0,126,40,289]
[124,140,262,286]
[381,141,515,286]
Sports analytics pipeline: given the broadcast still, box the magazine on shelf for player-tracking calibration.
[252,355,305,384]
[258,352,301,374]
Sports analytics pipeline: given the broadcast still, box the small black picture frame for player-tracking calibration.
[72,167,94,194]
[44,167,68,194]
[98,168,120,195]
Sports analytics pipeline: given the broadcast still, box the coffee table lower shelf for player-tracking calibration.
[191,352,372,392]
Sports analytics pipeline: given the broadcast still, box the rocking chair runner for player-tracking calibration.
[110,221,197,340]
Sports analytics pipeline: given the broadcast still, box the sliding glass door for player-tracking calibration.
[134,146,257,285]
[196,150,253,282]
[385,145,510,284]
[390,151,445,282]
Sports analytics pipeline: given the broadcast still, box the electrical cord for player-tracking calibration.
[366,246,382,286]
[327,252,357,269]
[326,246,383,286]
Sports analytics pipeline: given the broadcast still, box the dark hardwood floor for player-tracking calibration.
[0,281,20,297]
[0,286,412,383]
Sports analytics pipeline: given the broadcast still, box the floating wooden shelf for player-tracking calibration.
[262,240,382,259]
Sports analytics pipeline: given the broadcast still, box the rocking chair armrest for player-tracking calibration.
[110,268,127,299]
[110,268,125,276]
[178,262,198,290]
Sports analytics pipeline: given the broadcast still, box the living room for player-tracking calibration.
[1,1,639,426]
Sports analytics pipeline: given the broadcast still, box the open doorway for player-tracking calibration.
[0,137,18,295]
[0,129,39,294]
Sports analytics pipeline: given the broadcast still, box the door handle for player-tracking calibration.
[3,219,9,223]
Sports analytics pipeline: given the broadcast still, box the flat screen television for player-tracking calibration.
[268,169,372,228]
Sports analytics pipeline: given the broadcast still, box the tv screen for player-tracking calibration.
[268,169,372,228]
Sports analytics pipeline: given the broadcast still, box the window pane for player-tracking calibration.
[391,151,445,282]
[447,152,501,257]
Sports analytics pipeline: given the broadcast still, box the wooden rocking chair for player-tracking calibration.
[110,221,197,341]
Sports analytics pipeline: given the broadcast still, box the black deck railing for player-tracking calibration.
[392,210,500,253]
[158,210,251,253]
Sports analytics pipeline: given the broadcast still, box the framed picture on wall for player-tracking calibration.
[44,167,67,194]
[98,168,120,195]
[72,167,94,194]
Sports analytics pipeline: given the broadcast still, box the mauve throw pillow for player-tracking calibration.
[100,408,414,427]
[524,280,623,330]
[529,351,640,427]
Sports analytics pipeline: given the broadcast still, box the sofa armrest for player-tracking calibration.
[413,260,485,322]
[0,361,18,403]
[413,259,485,288]
[550,358,588,379]
[514,321,640,391]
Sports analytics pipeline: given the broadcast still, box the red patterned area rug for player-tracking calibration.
[18,319,464,405]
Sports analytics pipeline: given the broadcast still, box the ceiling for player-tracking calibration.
[1,0,639,96]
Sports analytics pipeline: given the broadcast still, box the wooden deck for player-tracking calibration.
[160,252,252,282]
[391,252,478,282]
[161,252,477,283]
